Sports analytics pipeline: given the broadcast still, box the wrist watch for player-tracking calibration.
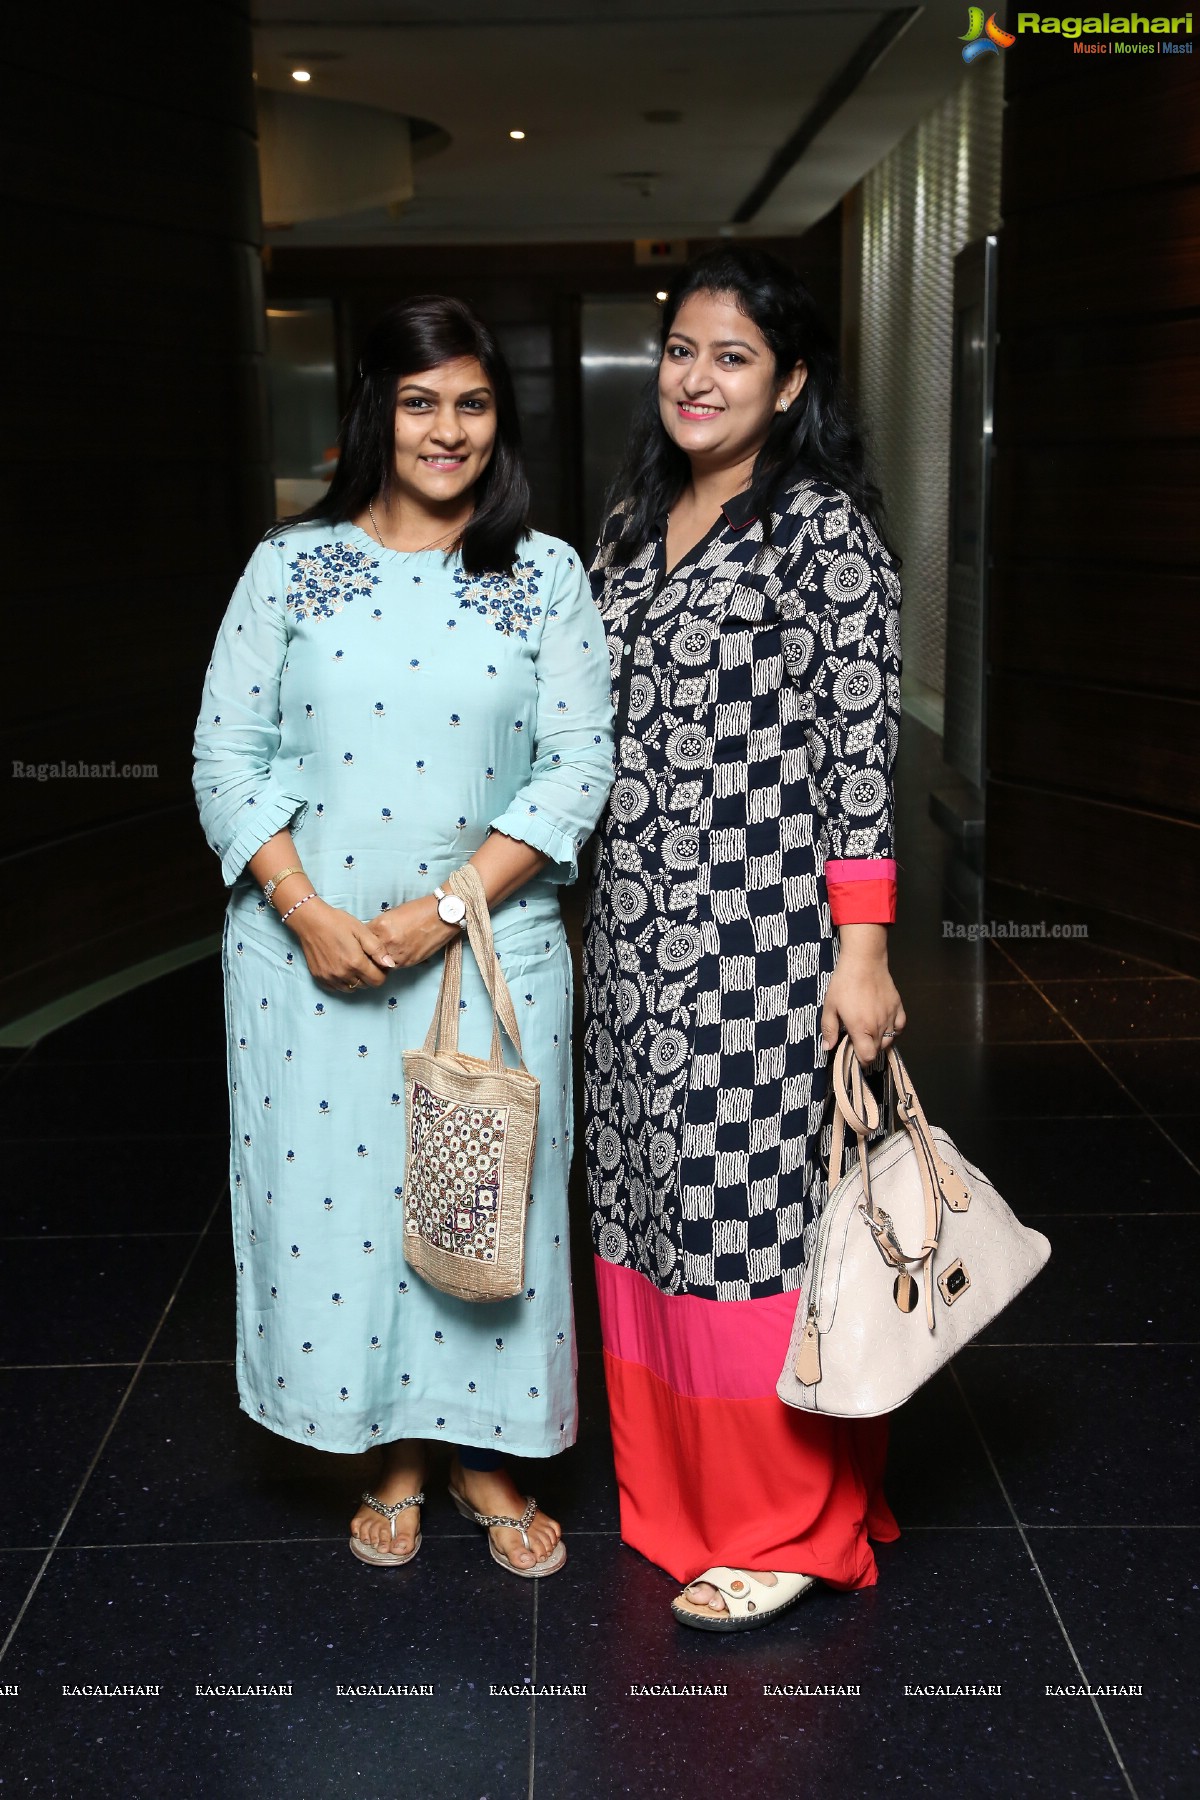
[434,885,468,929]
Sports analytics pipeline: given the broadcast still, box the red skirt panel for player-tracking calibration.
[597,1258,899,1589]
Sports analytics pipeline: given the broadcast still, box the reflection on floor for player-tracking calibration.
[0,720,1195,1799]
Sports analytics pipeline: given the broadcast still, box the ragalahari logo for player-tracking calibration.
[961,8,1017,59]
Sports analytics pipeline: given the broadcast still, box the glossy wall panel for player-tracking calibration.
[986,43,1200,970]
[997,182,1200,330]
[987,784,1200,944]
[996,317,1200,445]
[0,4,269,1030]
[987,677,1200,817]
[1002,67,1200,206]
[988,567,1200,695]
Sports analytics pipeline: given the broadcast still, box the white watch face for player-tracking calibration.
[437,893,467,925]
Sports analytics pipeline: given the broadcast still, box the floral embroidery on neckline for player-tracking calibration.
[285,542,381,622]
[453,560,544,639]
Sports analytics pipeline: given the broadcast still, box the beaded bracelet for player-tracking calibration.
[279,891,317,925]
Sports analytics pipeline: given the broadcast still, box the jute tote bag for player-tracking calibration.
[402,865,539,1302]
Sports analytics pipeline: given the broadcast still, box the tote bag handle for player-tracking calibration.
[420,864,531,1074]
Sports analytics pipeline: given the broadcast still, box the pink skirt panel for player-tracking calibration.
[593,1256,800,1400]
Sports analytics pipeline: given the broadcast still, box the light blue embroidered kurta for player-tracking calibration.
[192,523,614,1455]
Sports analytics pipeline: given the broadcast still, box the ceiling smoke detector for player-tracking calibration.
[613,170,663,199]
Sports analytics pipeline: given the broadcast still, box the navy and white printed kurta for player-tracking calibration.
[193,523,614,1454]
[583,479,902,1303]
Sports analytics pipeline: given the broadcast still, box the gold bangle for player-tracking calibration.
[264,865,306,903]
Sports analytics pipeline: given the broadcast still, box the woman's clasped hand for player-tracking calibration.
[282,896,395,991]
[284,892,462,992]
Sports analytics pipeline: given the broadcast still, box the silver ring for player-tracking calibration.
[882,1028,898,1039]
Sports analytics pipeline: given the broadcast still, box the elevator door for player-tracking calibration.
[579,297,661,550]
[266,299,340,521]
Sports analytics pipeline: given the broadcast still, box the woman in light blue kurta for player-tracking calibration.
[193,297,613,1575]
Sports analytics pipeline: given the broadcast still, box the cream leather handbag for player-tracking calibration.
[777,1037,1050,1417]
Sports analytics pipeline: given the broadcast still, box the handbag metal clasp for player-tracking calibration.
[858,1202,908,1271]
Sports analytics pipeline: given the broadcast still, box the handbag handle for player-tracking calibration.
[881,1043,972,1213]
[421,865,531,1075]
[828,1036,947,1330]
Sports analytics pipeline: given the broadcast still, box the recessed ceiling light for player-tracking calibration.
[655,290,669,302]
[292,68,311,83]
[509,129,526,140]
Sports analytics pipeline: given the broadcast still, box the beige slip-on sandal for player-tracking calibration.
[671,1567,817,1631]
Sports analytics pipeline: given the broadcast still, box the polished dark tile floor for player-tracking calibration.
[1,720,1196,1799]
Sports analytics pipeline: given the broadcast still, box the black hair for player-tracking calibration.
[606,245,892,565]
[280,294,531,576]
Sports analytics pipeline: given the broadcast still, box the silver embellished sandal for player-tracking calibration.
[448,1485,567,1578]
[348,1488,424,1567]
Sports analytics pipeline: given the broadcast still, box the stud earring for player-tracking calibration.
[778,399,790,413]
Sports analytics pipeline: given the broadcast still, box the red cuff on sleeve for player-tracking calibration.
[825,858,897,926]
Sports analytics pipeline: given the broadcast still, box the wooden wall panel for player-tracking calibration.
[3,207,267,354]
[1004,34,1200,101]
[987,47,1200,969]
[1,465,270,591]
[5,583,222,718]
[0,3,268,1031]
[3,691,205,844]
[988,783,1200,944]
[3,355,268,464]
[0,79,260,239]
[998,183,1200,329]
[989,567,1200,694]
[0,811,225,1026]
[987,677,1200,815]
[992,440,1199,564]
[1003,69,1200,209]
[2,4,256,134]
[996,317,1200,444]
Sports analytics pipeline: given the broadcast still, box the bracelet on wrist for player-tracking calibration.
[280,890,317,925]
[264,865,306,904]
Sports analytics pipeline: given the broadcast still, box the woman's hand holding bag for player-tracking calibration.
[820,922,906,1066]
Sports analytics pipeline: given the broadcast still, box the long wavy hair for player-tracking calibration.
[281,295,531,575]
[606,245,892,564]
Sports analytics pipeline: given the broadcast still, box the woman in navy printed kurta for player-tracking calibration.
[193,298,613,1573]
[583,249,903,1629]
